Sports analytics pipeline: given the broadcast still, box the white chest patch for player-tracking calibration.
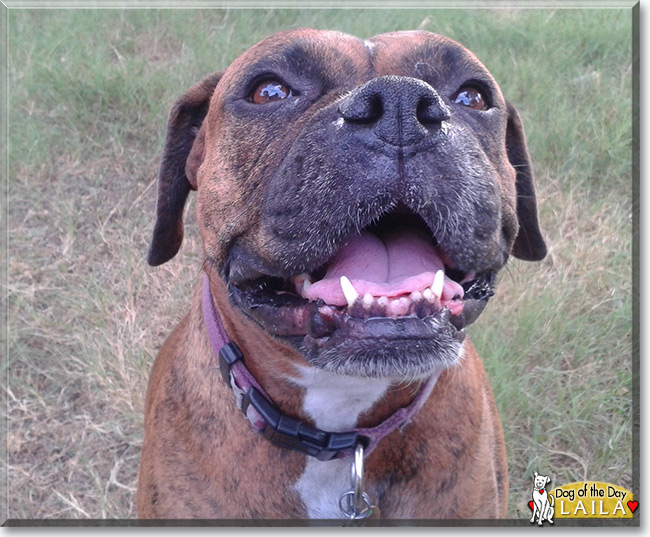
[291,367,390,518]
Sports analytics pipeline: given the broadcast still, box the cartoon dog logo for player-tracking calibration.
[530,471,554,525]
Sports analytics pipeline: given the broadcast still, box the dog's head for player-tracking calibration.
[533,472,551,490]
[148,29,546,380]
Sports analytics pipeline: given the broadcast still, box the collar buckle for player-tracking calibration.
[242,387,360,461]
[218,342,360,461]
[218,341,243,384]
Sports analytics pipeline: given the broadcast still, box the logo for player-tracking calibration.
[527,473,637,521]
[529,471,554,525]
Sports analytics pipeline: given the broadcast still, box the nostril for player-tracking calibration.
[339,93,383,124]
[416,97,451,125]
[365,94,383,123]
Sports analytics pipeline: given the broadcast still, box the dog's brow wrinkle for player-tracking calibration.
[363,39,375,54]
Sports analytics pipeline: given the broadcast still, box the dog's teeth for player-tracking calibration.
[293,273,313,297]
[294,272,312,284]
[390,297,411,317]
[318,305,334,318]
[362,293,374,309]
[423,288,434,302]
[431,269,444,299]
[302,279,312,295]
[340,276,359,308]
[377,296,389,308]
[410,291,422,302]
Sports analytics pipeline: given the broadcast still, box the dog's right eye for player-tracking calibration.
[452,85,488,111]
[250,79,292,104]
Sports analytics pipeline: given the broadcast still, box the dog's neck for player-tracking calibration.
[206,274,441,518]
[206,275,433,432]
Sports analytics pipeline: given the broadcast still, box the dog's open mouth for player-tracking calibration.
[227,210,497,361]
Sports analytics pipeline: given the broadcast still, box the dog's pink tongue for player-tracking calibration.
[305,228,463,306]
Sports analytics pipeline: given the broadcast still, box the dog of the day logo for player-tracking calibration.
[529,472,554,525]
[527,473,637,522]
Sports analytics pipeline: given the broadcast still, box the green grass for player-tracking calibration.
[6,7,634,520]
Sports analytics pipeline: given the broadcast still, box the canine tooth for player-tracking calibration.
[302,279,312,295]
[340,276,359,308]
[293,273,312,296]
[423,288,433,302]
[294,273,312,284]
[363,293,374,309]
[431,270,444,299]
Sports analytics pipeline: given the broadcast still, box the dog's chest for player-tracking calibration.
[291,368,389,518]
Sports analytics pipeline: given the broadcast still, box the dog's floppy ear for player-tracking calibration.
[505,102,547,261]
[147,72,222,266]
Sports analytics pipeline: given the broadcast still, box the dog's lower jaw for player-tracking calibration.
[302,331,464,381]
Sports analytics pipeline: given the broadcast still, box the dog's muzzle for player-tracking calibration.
[226,207,497,379]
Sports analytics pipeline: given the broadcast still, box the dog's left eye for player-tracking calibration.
[250,79,292,104]
[452,86,487,110]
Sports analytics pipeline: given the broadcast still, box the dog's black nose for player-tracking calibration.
[338,76,450,146]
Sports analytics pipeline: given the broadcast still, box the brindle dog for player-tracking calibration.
[138,29,545,520]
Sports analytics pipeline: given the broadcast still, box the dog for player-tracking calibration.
[137,28,546,520]
[530,472,555,525]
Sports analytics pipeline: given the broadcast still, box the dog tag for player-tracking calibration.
[366,504,381,519]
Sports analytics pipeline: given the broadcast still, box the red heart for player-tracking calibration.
[528,500,534,510]
[628,500,638,513]
[539,490,544,494]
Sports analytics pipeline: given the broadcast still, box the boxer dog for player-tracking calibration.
[137,28,546,520]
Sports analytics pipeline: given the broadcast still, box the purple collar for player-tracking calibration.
[202,275,439,461]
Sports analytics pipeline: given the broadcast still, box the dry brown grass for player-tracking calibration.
[7,154,206,518]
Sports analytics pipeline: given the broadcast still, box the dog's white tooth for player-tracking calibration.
[340,276,359,308]
[302,279,312,296]
[410,291,422,302]
[294,272,312,284]
[389,297,411,317]
[377,296,389,308]
[431,269,444,299]
[293,273,313,296]
[423,288,433,302]
[318,305,334,318]
[362,293,374,309]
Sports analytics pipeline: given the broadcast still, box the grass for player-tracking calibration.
[6,7,634,521]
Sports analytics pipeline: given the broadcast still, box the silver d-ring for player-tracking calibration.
[351,443,365,511]
[338,490,373,519]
